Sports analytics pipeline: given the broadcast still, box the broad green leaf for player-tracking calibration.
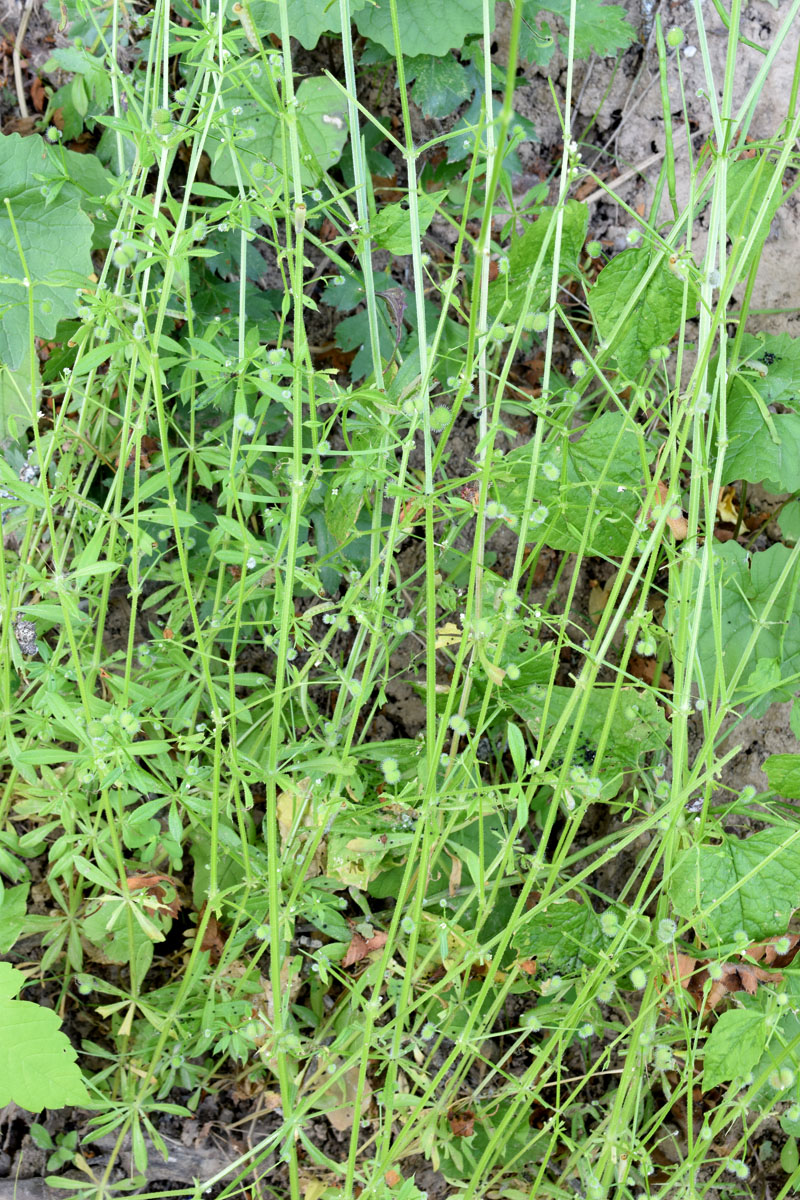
[693,541,800,711]
[764,755,800,799]
[0,133,93,370]
[670,827,800,948]
[517,4,556,66]
[589,248,696,377]
[0,883,29,954]
[408,54,471,118]
[208,75,348,192]
[512,900,604,973]
[0,337,37,439]
[233,0,369,49]
[502,410,646,556]
[488,200,588,322]
[782,1137,800,1173]
[323,268,394,312]
[780,499,800,543]
[45,46,112,110]
[505,683,669,800]
[749,1006,800,1110]
[702,1008,767,1091]
[328,831,402,891]
[324,483,364,546]
[190,827,249,917]
[334,306,396,381]
[371,192,441,254]
[437,1097,552,1179]
[61,145,115,210]
[720,333,800,492]
[0,962,91,1110]
[354,0,488,56]
[519,0,635,64]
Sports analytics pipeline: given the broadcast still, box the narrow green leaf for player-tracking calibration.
[71,561,123,579]
[506,721,526,777]
[144,507,198,527]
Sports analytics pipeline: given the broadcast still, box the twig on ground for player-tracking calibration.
[13,0,36,119]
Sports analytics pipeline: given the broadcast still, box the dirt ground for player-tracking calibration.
[1,0,800,1195]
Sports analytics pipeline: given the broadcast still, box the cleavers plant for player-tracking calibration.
[2,0,800,1198]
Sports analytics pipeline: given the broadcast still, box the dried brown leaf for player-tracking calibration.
[343,929,388,968]
[448,1110,475,1137]
[644,479,688,539]
[276,777,325,879]
[30,76,46,113]
[748,934,800,967]
[199,909,227,961]
[448,854,463,898]
[669,951,699,987]
[589,575,615,624]
[630,654,672,691]
[717,485,739,524]
[126,872,181,917]
[323,1063,372,1132]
